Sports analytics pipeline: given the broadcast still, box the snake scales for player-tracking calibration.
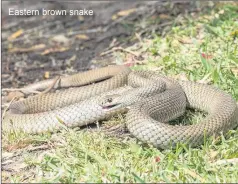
[2,65,238,149]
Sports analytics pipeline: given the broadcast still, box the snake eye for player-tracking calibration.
[107,98,112,103]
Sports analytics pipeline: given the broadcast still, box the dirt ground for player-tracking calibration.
[1,1,197,89]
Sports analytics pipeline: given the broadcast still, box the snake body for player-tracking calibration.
[126,72,238,148]
[8,65,131,113]
[3,66,238,149]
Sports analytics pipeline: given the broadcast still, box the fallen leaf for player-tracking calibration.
[231,68,238,75]
[159,14,171,20]
[177,36,193,44]
[215,13,219,19]
[78,15,84,21]
[111,14,118,20]
[2,171,11,183]
[183,168,206,182]
[112,8,136,20]
[150,15,158,20]
[44,71,50,79]
[8,44,46,53]
[218,9,225,14]
[124,63,135,67]
[117,8,136,16]
[203,15,213,21]
[209,150,219,161]
[201,53,213,60]
[155,156,160,163]
[41,47,69,55]
[8,29,23,41]
[51,35,70,45]
[75,34,89,40]
[171,39,180,47]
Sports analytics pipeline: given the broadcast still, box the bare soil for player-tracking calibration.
[2,1,197,88]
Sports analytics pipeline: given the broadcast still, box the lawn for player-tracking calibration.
[2,2,238,183]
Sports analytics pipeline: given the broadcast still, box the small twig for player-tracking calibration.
[100,46,140,57]
[2,76,61,103]
[103,14,129,32]
[40,76,61,95]
[2,144,51,162]
[135,32,143,44]
[95,121,101,130]
[2,88,41,94]
[67,27,103,36]
[1,96,18,118]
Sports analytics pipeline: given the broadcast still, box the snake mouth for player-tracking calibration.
[102,103,121,110]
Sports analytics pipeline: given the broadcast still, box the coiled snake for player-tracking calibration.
[2,65,238,149]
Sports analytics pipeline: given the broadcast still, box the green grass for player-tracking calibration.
[2,2,238,183]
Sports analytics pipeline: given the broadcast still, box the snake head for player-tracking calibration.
[100,94,124,110]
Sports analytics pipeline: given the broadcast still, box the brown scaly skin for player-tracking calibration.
[3,66,238,149]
